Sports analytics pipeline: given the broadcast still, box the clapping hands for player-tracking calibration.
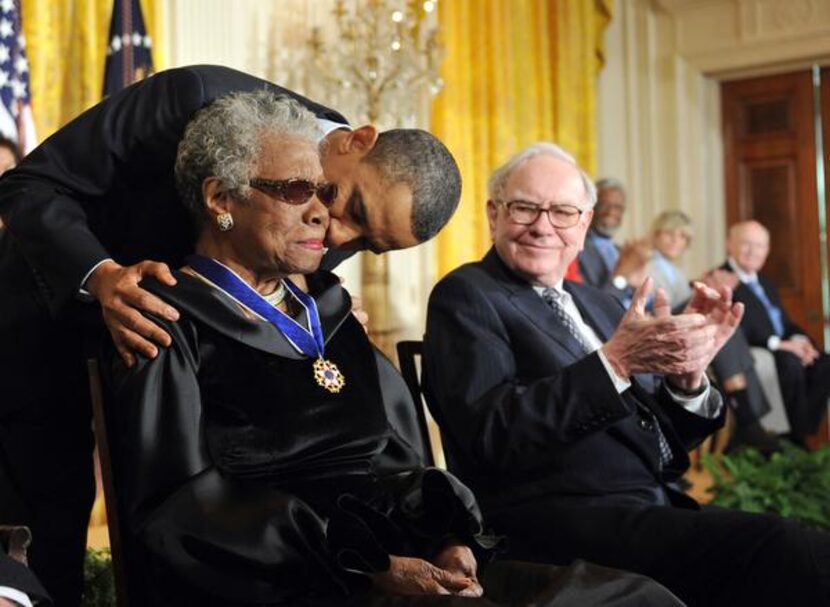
[602,277,744,389]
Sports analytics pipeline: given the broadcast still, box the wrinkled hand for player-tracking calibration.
[700,268,739,291]
[614,239,651,288]
[86,260,179,367]
[432,545,483,598]
[371,555,479,597]
[602,278,719,382]
[778,338,819,366]
[665,281,744,390]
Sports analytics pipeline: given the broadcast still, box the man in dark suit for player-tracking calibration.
[0,64,461,605]
[725,220,830,443]
[423,142,830,606]
[577,178,649,301]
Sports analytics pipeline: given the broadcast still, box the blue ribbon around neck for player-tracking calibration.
[186,255,325,358]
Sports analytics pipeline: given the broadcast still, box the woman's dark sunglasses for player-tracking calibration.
[249,178,338,207]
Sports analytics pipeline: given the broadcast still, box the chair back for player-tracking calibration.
[0,525,31,564]
[395,340,444,468]
[87,359,129,607]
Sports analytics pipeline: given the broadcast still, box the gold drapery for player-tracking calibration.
[22,0,166,141]
[431,0,613,277]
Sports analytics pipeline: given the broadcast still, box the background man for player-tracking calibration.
[578,178,649,300]
[423,142,830,606]
[0,64,461,605]
[582,180,774,452]
[725,220,830,444]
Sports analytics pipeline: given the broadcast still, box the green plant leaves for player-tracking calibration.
[702,444,830,530]
[82,548,115,607]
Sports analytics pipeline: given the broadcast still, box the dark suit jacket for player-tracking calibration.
[721,262,805,347]
[0,552,51,605]
[578,229,627,300]
[423,248,723,514]
[0,64,347,317]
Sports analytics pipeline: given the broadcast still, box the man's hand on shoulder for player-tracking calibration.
[86,260,179,367]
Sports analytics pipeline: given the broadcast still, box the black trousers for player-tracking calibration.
[709,329,770,423]
[774,349,830,439]
[0,237,98,607]
[488,500,830,607]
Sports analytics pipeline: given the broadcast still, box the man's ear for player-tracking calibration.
[577,209,593,251]
[341,124,379,156]
[486,200,499,239]
[202,177,233,219]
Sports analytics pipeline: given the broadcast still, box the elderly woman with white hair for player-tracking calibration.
[105,91,683,606]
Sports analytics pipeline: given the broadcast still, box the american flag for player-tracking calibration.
[103,0,154,97]
[0,0,35,154]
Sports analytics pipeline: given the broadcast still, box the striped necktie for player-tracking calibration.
[542,287,674,468]
[747,279,785,336]
[541,288,590,353]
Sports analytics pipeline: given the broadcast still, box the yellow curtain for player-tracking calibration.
[22,0,166,141]
[431,0,612,277]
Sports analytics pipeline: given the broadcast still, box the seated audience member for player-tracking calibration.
[578,178,649,301]
[107,94,682,606]
[423,142,830,607]
[725,220,830,444]
[0,551,50,607]
[647,211,777,452]
[0,64,461,605]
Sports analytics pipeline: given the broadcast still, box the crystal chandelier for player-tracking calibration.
[302,0,443,128]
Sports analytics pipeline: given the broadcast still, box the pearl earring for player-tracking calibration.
[217,212,234,232]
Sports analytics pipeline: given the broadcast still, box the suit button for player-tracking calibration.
[639,419,652,431]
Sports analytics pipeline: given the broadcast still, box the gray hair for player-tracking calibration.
[595,177,626,195]
[363,129,461,242]
[487,142,597,207]
[175,90,322,227]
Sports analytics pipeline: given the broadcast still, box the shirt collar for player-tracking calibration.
[727,256,758,283]
[317,118,351,140]
[533,279,566,298]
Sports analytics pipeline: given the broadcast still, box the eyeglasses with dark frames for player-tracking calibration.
[496,199,584,228]
[249,178,338,207]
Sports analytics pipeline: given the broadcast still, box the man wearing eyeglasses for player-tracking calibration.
[422,142,830,606]
[0,64,460,606]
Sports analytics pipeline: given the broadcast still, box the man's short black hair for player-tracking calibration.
[364,129,461,242]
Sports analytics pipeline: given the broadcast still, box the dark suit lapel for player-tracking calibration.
[510,288,588,361]
[481,249,587,362]
[565,282,618,342]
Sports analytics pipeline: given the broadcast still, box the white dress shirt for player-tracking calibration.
[534,281,719,418]
[0,585,33,607]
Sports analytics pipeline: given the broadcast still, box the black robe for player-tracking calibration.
[106,270,684,606]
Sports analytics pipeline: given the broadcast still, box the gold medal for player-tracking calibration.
[313,357,346,393]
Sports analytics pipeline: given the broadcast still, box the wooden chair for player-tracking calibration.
[395,340,444,468]
[0,525,31,565]
[87,359,129,607]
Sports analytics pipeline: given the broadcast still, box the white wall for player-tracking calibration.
[597,0,830,278]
